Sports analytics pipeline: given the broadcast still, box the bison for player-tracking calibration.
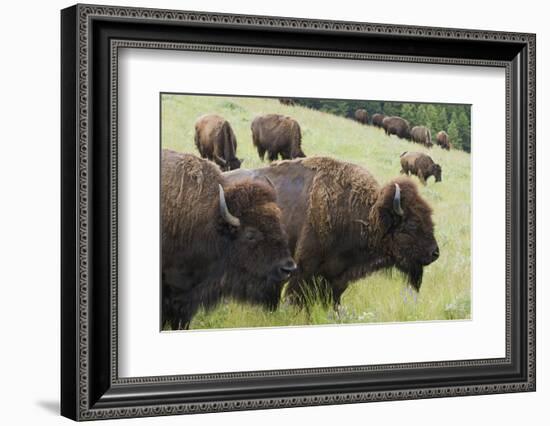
[194,114,242,171]
[354,109,369,124]
[371,113,386,128]
[224,157,439,306]
[400,151,442,185]
[410,126,433,148]
[251,114,306,162]
[161,150,296,329]
[382,116,411,140]
[279,98,296,106]
[436,131,451,150]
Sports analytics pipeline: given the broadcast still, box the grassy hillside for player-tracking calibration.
[161,94,471,329]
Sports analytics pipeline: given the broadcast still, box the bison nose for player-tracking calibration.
[432,246,440,261]
[279,258,297,275]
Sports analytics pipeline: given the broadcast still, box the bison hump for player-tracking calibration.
[302,157,379,242]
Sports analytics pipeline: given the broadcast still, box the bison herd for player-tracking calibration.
[163,104,455,329]
[355,110,453,151]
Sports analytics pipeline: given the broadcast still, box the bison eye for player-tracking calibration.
[406,221,419,232]
[243,228,259,242]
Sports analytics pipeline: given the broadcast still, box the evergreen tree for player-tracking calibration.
[293,98,470,152]
[434,107,448,133]
[447,120,461,150]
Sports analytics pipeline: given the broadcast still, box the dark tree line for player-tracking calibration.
[294,99,471,152]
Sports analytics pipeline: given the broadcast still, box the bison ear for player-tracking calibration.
[372,183,404,236]
[218,185,240,227]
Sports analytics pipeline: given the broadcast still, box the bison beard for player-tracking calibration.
[397,262,424,291]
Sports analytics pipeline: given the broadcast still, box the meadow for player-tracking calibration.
[161,94,472,330]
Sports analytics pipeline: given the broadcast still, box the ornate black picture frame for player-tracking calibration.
[61,3,536,421]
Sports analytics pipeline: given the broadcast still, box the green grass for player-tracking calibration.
[161,94,471,330]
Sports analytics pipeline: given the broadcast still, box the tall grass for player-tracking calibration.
[161,94,471,330]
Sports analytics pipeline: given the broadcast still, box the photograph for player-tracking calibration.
[59,3,535,420]
[160,94,472,331]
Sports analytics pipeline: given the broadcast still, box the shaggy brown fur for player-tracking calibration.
[410,126,433,148]
[400,151,442,185]
[224,157,439,306]
[251,114,306,161]
[371,113,386,128]
[354,109,369,124]
[382,116,411,140]
[436,130,451,150]
[194,114,242,171]
[161,150,295,329]
[279,98,296,106]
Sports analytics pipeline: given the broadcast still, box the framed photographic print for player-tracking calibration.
[61,4,536,421]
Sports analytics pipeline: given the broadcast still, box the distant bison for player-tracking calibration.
[382,116,411,140]
[194,114,242,171]
[279,98,296,106]
[251,114,306,161]
[354,109,369,124]
[400,151,442,185]
[162,150,296,329]
[225,157,439,306]
[410,126,433,148]
[436,131,451,150]
[371,113,386,128]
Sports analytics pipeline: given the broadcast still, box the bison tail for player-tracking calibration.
[194,130,201,153]
[221,121,237,161]
[290,121,304,158]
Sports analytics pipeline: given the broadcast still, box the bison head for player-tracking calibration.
[370,178,439,290]
[217,181,296,308]
[227,157,243,171]
[214,155,243,172]
[431,164,442,182]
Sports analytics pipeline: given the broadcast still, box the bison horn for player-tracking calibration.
[214,154,227,165]
[264,176,275,189]
[218,184,241,227]
[393,183,404,216]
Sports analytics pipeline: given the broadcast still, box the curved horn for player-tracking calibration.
[393,183,404,216]
[218,184,240,227]
[214,154,227,165]
[263,176,275,189]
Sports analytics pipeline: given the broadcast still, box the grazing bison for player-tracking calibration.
[354,109,369,124]
[194,114,242,171]
[400,151,442,185]
[279,98,296,106]
[382,116,411,140]
[224,157,439,306]
[410,126,433,148]
[251,114,306,162]
[162,150,296,329]
[371,113,386,128]
[436,131,451,150]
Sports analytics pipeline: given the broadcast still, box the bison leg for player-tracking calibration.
[268,150,279,162]
[286,275,332,309]
[331,284,347,309]
[418,171,427,185]
[281,148,292,160]
[163,288,195,330]
[257,146,266,161]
